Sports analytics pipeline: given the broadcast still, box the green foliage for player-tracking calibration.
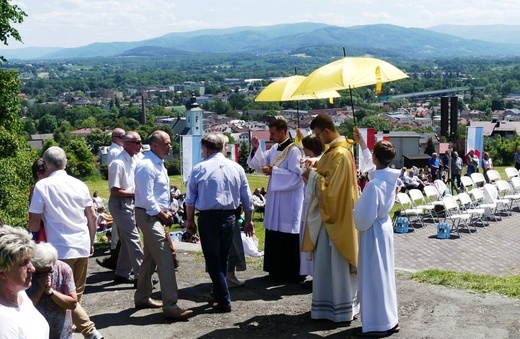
[37,114,58,133]
[239,141,250,170]
[85,129,111,155]
[0,2,31,225]
[359,115,393,132]
[0,1,26,61]
[0,153,35,227]
[63,138,95,178]
[485,135,518,166]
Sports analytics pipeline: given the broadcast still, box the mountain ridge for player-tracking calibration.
[3,23,520,61]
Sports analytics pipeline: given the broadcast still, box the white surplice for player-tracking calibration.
[247,144,304,234]
[354,149,400,333]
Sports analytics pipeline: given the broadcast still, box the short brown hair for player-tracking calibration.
[373,140,396,167]
[268,119,288,132]
[310,114,336,132]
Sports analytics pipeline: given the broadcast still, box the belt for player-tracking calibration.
[135,207,146,210]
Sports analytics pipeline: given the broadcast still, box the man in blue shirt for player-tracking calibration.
[429,152,440,180]
[134,130,192,320]
[185,133,254,313]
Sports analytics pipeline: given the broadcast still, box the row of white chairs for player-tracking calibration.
[396,175,520,238]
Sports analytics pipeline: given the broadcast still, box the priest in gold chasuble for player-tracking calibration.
[302,114,360,323]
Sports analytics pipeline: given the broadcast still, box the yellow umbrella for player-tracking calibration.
[255,75,340,128]
[255,75,340,102]
[292,57,409,124]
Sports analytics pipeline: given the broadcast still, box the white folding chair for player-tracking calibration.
[483,183,511,217]
[504,167,519,181]
[495,180,520,213]
[511,176,520,194]
[457,192,487,228]
[396,192,424,228]
[470,187,499,222]
[408,188,437,223]
[442,196,472,238]
[486,169,502,184]
[470,173,486,188]
[434,179,451,197]
[460,176,475,193]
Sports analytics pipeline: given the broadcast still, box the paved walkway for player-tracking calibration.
[394,210,520,276]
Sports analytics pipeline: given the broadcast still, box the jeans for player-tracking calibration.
[198,210,235,306]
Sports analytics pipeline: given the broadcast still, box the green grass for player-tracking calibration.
[409,270,520,299]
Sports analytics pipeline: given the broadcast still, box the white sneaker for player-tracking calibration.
[86,329,104,339]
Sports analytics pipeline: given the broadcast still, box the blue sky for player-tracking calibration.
[2,0,520,49]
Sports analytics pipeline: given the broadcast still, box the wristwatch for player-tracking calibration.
[46,290,54,296]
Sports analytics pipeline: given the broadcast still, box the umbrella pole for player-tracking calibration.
[349,86,356,126]
[297,100,300,129]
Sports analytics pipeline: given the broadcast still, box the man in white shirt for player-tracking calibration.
[97,127,126,270]
[134,130,192,320]
[109,131,144,286]
[29,146,103,339]
[107,127,125,165]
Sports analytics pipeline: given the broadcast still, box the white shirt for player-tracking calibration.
[134,151,170,216]
[29,170,93,259]
[108,150,142,191]
[107,142,123,165]
[0,291,50,339]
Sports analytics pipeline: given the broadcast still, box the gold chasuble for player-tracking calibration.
[306,138,359,268]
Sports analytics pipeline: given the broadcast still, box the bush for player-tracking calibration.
[0,152,36,227]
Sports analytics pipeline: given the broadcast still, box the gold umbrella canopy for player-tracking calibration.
[255,75,340,102]
[292,57,409,97]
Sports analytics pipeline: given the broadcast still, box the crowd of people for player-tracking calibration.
[1,119,405,338]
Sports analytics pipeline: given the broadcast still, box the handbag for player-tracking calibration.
[436,222,451,239]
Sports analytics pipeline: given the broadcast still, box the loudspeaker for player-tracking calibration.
[440,96,449,138]
[450,96,458,139]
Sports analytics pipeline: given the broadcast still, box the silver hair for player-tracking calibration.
[0,225,34,272]
[42,146,67,170]
[30,242,58,269]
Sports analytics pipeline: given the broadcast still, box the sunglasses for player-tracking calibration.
[116,135,125,139]
[126,140,142,145]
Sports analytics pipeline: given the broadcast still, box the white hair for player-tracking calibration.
[31,242,58,269]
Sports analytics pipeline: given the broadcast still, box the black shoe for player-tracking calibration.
[96,258,116,271]
[114,275,135,284]
[212,302,231,313]
[356,324,400,337]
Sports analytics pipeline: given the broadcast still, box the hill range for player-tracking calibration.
[3,23,520,61]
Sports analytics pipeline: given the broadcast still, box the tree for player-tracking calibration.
[239,141,250,170]
[37,114,58,133]
[424,137,435,156]
[0,2,34,227]
[86,129,111,155]
[63,138,95,178]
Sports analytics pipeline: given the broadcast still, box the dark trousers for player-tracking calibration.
[451,174,462,192]
[198,210,235,306]
[263,229,304,283]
